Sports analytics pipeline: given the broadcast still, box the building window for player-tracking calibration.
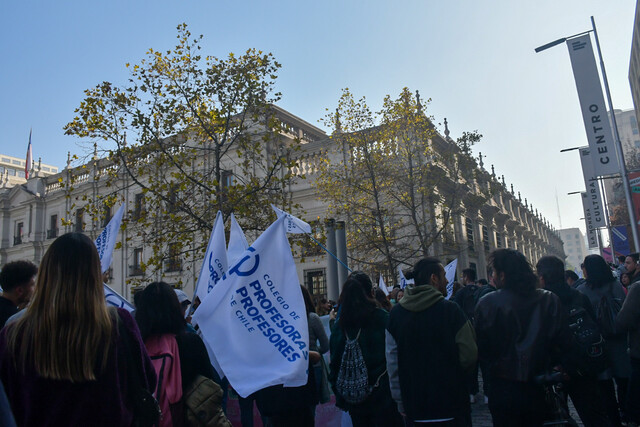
[75,209,84,232]
[7,169,15,176]
[14,222,23,245]
[495,231,503,249]
[302,221,325,257]
[133,193,144,220]
[221,170,234,188]
[305,269,326,300]
[482,225,490,252]
[47,215,58,239]
[17,171,25,178]
[130,248,144,276]
[164,244,182,273]
[466,218,475,251]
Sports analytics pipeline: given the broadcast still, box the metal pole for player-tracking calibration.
[325,219,339,301]
[591,16,640,251]
[335,221,349,294]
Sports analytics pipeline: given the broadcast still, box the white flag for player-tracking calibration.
[444,259,458,300]
[95,205,125,274]
[193,217,309,397]
[194,211,228,304]
[227,213,249,264]
[398,266,413,289]
[379,274,389,296]
[271,204,312,234]
[104,283,134,312]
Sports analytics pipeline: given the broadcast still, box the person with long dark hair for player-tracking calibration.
[475,249,570,426]
[0,232,156,426]
[577,254,630,426]
[329,271,403,427]
[135,281,229,427]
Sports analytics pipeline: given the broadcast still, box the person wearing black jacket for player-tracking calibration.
[475,249,571,426]
[536,255,612,427]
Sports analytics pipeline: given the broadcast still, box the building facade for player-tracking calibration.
[558,227,589,270]
[0,153,58,189]
[0,107,565,302]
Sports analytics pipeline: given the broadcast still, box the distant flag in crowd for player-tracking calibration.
[227,213,249,264]
[271,204,312,234]
[193,216,309,397]
[94,204,133,312]
[194,211,228,305]
[95,205,125,273]
[398,266,413,289]
[444,259,458,300]
[379,274,389,296]
[104,283,134,312]
[25,129,32,179]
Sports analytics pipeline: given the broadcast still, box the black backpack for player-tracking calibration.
[566,306,607,377]
[594,284,623,338]
[459,284,479,321]
[474,285,495,306]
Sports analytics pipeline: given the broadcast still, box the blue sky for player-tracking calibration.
[0,0,636,235]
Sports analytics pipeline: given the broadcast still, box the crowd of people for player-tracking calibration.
[0,231,639,426]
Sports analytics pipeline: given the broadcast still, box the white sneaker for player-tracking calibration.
[484,396,489,404]
[469,394,476,403]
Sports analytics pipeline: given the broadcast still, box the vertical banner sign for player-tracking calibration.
[193,217,309,398]
[579,148,606,229]
[567,35,619,176]
[581,192,599,249]
[631,172,640,241]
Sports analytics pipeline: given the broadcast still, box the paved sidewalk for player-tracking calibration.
[469,392,583,426]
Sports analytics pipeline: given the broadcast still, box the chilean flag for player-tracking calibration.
[25,129,32,179]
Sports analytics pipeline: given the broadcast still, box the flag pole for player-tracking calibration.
[306,234,352,272]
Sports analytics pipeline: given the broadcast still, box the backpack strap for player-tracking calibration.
[345,328,361,342]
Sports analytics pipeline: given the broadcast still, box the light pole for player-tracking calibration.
[536,17,640,253]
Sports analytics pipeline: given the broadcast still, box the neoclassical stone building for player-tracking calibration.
[0,106,564,302]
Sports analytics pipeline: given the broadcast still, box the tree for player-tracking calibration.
[315,88,487,283]
[64,24,300,285]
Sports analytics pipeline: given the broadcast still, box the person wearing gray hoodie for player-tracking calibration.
[386,257,477,426]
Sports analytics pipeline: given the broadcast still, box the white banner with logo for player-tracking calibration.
[95,204,125,274]
[94,204,133,311]
[444,259,458,300]
[271,204,312,234]
[581,192,600,249]
[104,283,134,312]
[567,34,619,176]
[194,211,228,304]
[193,217,309,397]
[579,148,606,229]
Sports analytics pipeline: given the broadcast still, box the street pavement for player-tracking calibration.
[469,390,583,426]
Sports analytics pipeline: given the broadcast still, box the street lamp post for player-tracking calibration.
[536,17,640,253]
